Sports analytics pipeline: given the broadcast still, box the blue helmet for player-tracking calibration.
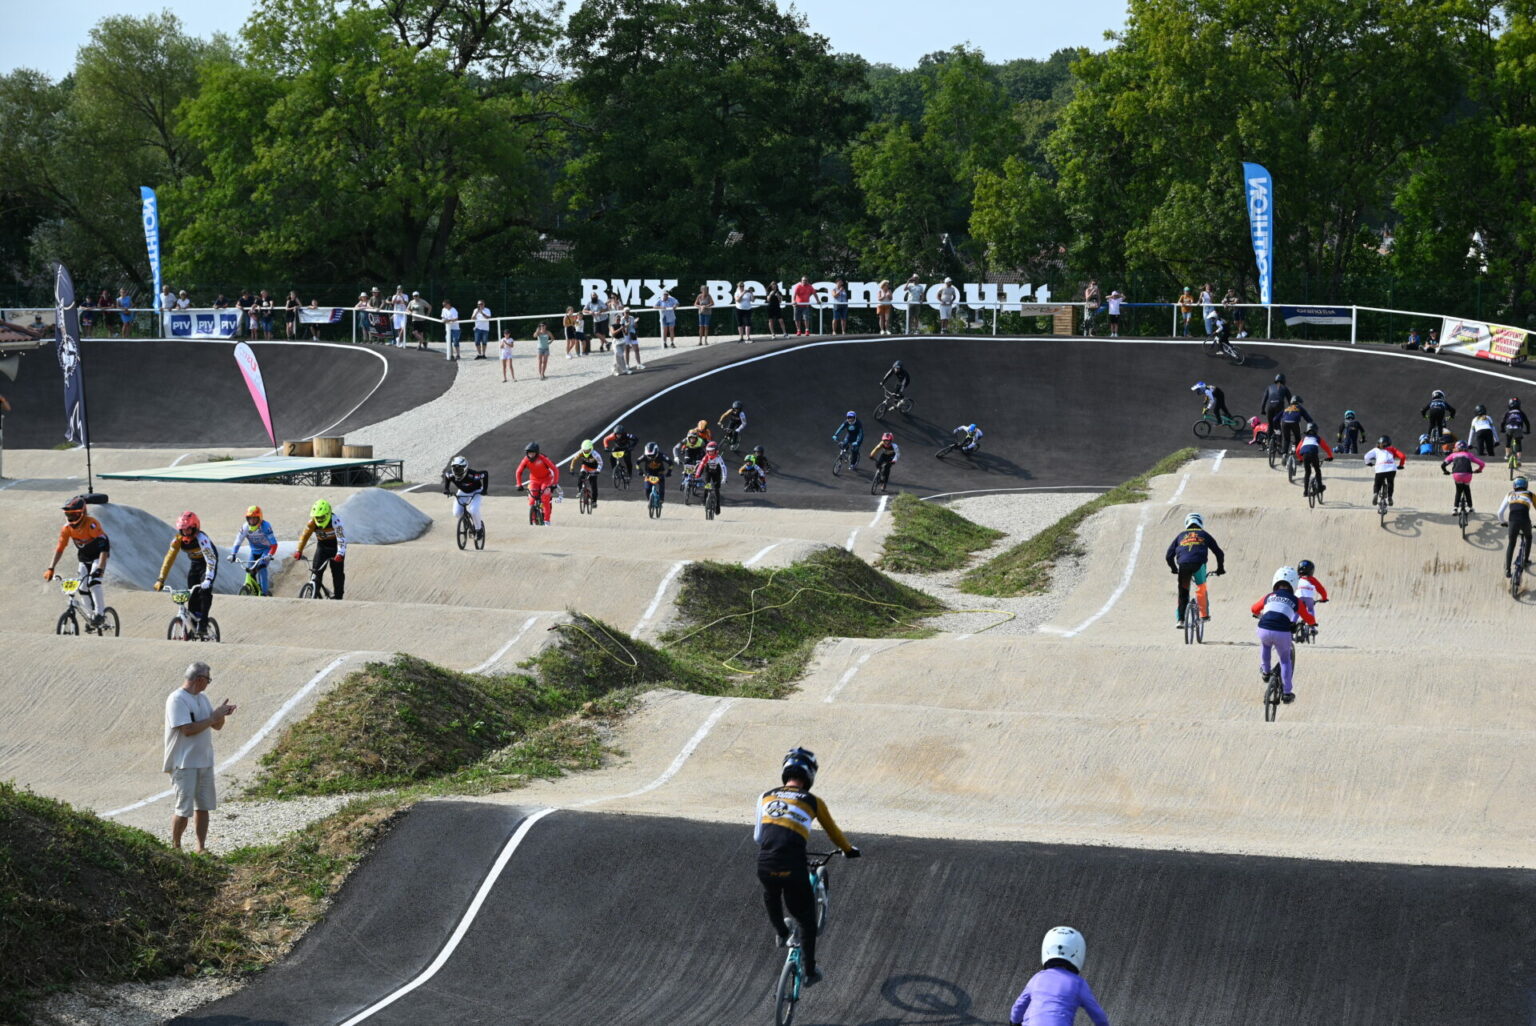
[968,423,978,432]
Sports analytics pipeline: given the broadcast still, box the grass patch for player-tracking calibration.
[0,782,224,1022]
[663,545,944,688]
[961,449,1198,597]
[877,492,1004,573]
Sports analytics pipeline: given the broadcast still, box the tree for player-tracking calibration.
[560,0,867,278]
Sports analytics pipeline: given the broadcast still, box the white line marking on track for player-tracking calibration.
[103,654,354,818]
[1212,450,1226,474]
[824,647,880,703]
[0,478,22,491]
[571,698,737,807]
[468,616,539,674]
[1037,625,1070,635]
[401,482,428,493]
[337,806,558,1026]
[870,494,889,525]
[1166,472,1190,505]
[1057,505,1150,638]
[845,528,860,552]
[169,453,196,467]
[633,560,687,635]
[744,542,780,566]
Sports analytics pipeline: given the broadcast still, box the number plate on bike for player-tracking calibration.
[60,579,80,593]
[171,590,191,604]
[645,475,660,484]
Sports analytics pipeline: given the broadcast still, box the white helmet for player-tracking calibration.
[1273,565,1299,589]
[1041,926,1086,971]
[1184,513,1203,529]
[450,455,468,476]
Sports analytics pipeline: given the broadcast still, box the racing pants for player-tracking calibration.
[451,492,483,531]
[1373,470,1397,503]
[759,863,819,972]
[1175,561,1209,619]
[311,540,344,599]
[1257,627,1295,693]
[186,560,214,621]
[1507,518,1532,576]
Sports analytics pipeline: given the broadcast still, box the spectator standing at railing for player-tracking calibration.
[563,306,582,358]
[442,299,461,361]
[1106,289,1125,338]
[735,282,757,343]
[903,274,924,334]
[1081,280,1100,336]
[791,276,815,336]
[117,288,135,337]
[588,288,609,350]
[95,289,114,335]
[367,286,382,312]
[1178,287,1195,336]
[284,291,299,339]
[1223,288,1247,339]
[472,300,492,359]
[305,299,323,340]
[656,288,680,347]
[213,293,229,310]
[604,293,623,351]
[176,290,191,311]
[765,281,788,338]
[258,290,276,340]
[876,280,894,335]
[1199,283,1217,335]
[832,279,850,334]
[937,278,960,334]
[409,291,430,348]
[236,289,255,338]
[695,286,714,345]
[388,286,408,346]
[158,285,175,333]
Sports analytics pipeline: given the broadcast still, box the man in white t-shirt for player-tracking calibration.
[472,300,493,359]
[1199,283,1217,334]
[163,661,236,853]
[1106,289,1125,338]
[936,277,960,334]
[390,286,410,346]
[442,300,461,361]
[902,274,925,334]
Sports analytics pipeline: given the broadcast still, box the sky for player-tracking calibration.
[2,0,1129,81]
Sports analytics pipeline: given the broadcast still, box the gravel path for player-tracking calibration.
[347,334,698,482]
[885,492,1096,635]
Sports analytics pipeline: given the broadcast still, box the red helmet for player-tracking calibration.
[61,495,87,524]
[706,441,719,452]
[245,504,263,520]
[176,511,200,533]
[881,432,894,442]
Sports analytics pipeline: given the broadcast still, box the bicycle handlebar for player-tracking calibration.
[806,850,846,867]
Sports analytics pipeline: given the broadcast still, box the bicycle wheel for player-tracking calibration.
[167,617,186,641]
[239,575,260,596]
[649,490,662,519]
[935,443,957,460]
[1183,601,1197,645]
[870,466,886,494]
[774,958,800,1026]
[1459,505,1469,537]
[474,522,486,550]
[55,609,79,635]
[705,487,717,520]
[1307,481,1317,509]
[1192,418,1213,439]
[814,867,830,932]
[299,581,316,599]
[898,397,913,414]
[96,607,120,637]
[1286,453,1297,484]
[579,481,593,515]
[832,452,846,476]
[1513,541,1528,598]
[1263,673,1281,722]
[873,399,891,419]
[1267,437,1280,469]
[202,618,221,643]
[1378,493,1388,525]
[1226,343,1245,365]
[456,514,470,550]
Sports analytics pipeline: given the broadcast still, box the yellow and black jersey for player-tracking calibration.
[754,785,852,866]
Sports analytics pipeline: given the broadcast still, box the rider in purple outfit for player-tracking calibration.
[1251,566,1302,702]
[1009,926,1110,1026]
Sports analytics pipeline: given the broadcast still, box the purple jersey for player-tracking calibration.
[1010,967,1109,1026]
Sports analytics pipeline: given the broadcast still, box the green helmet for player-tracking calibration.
[581,439,594,453]
[311,499,332,525]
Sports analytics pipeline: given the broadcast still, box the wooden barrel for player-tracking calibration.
[282,439,314,457]
[342,444,373,459]
[312,436,345,458]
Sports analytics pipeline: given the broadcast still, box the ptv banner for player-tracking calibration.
[167,310,241,339]
[1439,318,1529,364]
[1242,162,1274,306]
[233,342,276,447]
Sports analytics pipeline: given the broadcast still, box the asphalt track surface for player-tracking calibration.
[177,806,1536,1026]
[465,335,1536,510]
[1,340,452,448]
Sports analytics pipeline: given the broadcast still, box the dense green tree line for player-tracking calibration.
[1,0,1534,322]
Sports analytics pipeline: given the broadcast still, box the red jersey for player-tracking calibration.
[516,453,560,487]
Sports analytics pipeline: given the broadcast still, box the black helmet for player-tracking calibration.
[614,423,626,435]
[893,360,903,371]
[1298,559,1315,577]
[1432,389,1445,399]
[62,495,87,523]
[525,441,540,454]
[731,400,743,411]
[644,441,659,456]
[1291,395,1302,405]
[1511,397,1523,409]
[781,747,818,787]
[1304,422,1318,436]
[1379,435,1391,447]
[753,444,765,455]
[1274,374,1285,384]
[1475,404,1487,415]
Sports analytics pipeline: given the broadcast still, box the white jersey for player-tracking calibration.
[1363,446,1401,473]
[1470,414,1495,440]
[1295,577,1318,603]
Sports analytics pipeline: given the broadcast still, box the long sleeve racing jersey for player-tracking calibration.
[1363,446,1407,473]
[1498,489,1535,525]
[158,531,219,583]
[231,520,278,563]
[754,785,854,868]
[1165,529,1225,570]
[1009,967,1110,1026]
[297,516,347,556]
[1252,588,1304,629]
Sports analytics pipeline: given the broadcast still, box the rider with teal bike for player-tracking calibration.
[756,747,860,988]
[1192,380,1234,424]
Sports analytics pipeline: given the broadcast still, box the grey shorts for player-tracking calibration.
[171,766,217,816]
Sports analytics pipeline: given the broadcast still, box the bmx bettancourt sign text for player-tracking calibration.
[579,277,1056,309]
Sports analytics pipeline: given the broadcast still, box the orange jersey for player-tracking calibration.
[55,516,107,555]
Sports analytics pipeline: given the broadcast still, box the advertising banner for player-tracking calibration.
[1440,318,1529,364]
[167,310,241,339]
[299,307,347,324]
[1280,306,1353,326]
[139,187,162,306]
[1242,162,1274,305]
[53,262,87,445]
[233,342,276,447]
